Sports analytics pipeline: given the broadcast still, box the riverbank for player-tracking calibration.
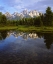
[0,26,18,30]
[0,26,53,33]
[17,25,53,33]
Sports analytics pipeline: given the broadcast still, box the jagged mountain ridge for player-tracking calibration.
[4,10,42,20]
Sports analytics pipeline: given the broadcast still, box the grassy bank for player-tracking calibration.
[0,25,53,32]
[0,26,18,30]
[17,25,53,32]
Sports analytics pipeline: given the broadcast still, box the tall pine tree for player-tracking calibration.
[44,7,53,26]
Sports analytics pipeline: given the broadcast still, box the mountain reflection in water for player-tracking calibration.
[7,31,38,39]
[0,30,53,49]
[0,30,53,64]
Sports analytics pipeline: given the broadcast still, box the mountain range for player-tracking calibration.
[4,10,42,20]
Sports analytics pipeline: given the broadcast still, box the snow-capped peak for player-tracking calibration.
[4,10,42,20]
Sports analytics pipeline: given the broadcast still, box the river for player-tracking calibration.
[0,30,53,64]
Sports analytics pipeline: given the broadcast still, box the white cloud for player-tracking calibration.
[1,0,53,13]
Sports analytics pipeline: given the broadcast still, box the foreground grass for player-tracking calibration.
[0,26,18,30]
[17,25,53,32]
[0,25,53,32]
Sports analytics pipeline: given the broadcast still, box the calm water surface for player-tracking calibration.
[0,30,53,64]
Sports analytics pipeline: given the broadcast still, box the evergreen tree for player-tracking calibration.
[34,16,43,26]
[1,15,7,26]
[44,7,53,26]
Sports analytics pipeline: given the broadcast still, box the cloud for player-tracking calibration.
[0,5,6,13]
[1,0,44,8]
[0,6,4,10]
[10,0,44,11]
[26,0,53,12]
[1,0,53,13]
[2,0,22,7]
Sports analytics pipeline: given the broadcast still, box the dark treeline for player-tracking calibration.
[0,7,53,27]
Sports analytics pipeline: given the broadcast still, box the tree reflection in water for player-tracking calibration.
[43,33,53,49]
[0,30,7,40]
[37,32,53,49]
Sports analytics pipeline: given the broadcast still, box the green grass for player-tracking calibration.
[17,25,53,32]
[0,25,53,33]
[0,26,18,30]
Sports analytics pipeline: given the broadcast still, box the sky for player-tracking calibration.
[0,0,53,13]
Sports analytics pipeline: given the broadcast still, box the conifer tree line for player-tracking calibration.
[0,7,53,26]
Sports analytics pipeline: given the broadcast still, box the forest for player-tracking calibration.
[0,7,53,27]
